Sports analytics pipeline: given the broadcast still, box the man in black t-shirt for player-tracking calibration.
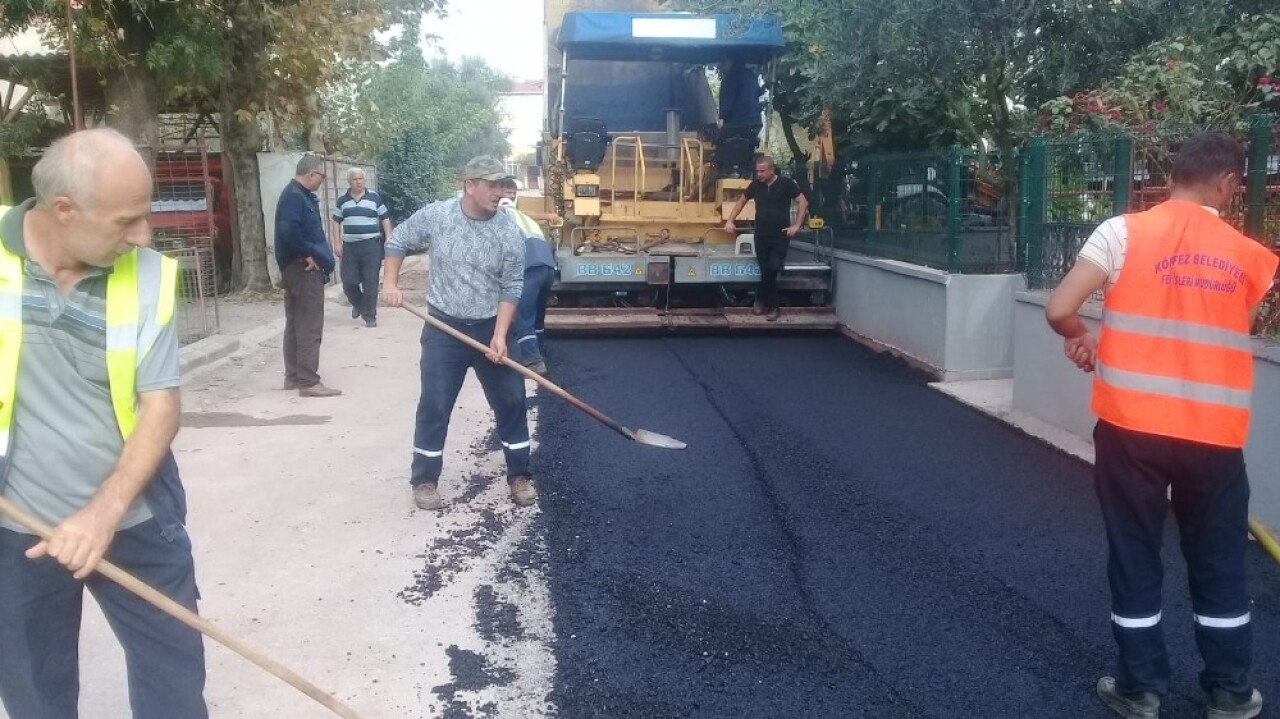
[723,156,809,320]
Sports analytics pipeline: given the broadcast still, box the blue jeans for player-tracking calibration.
[411,312,531,487]
[511,265,554,366]
[1094,420,1253,699]
[0,519,207,719]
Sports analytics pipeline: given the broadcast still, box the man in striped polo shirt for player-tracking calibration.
[331,167,391,328]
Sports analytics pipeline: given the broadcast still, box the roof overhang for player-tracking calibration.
[557,11,784,64]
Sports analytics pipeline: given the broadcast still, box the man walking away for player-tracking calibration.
[499,177,555,375]
[723,156,808,321]
[1046,132,1278,719]
[381,157,536,511]
[332,167,391,328]
[0,128,207,718]
[275,153,340,397]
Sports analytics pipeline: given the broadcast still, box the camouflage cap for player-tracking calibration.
[463,156,507,181]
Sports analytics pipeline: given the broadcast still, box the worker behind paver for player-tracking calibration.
[723,156,809,321]
[381,156,536,510]
[0,129,208,718]
[498,177,555,376]
[717,57,764,138]
[1046,132,1279,719]
[276,153,341,397]
[331,166,392,328]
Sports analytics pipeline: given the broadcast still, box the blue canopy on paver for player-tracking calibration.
[556,11,784,64]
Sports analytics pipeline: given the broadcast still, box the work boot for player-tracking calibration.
[766,306,782,322]
[299,383,342,397]
[510,476,537,507]
[283,379,299,390]
[413,483,442,511]
[1097,677,1159,719]
[351,305,360,320]
[752,299,765,315]
[1207,688,1263,719]
[364,318,377,328]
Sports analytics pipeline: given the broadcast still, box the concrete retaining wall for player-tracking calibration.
[1013,290,1280,527]
[794,242,1023,381]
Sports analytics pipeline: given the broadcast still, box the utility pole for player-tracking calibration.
[66,0,83,130]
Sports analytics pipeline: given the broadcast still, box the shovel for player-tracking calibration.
[0,495,365,719]
[400,303,687,450]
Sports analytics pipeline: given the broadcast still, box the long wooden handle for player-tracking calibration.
[399,303,636,441]
[0,495,364,719]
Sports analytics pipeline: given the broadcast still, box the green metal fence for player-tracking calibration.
[1023,116,1280,288]
[833,148,1015,274]
[1021,114,1280,333]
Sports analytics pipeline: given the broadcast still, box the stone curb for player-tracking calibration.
[180,316,288,376]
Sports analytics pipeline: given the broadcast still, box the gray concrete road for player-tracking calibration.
[0,293,554,718]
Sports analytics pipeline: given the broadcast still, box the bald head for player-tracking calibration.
[33,128,151,210]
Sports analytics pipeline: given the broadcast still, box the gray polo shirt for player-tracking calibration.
[0,200,181,534]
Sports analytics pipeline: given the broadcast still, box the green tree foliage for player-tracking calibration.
[1037,12,1280,134]
[680,0,1278,162]
[0,0,446,292]
[322,22,510,220]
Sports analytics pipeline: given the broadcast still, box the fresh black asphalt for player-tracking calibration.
[529,335,1280,719]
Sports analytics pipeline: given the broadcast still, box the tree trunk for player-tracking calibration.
[220,0,275,294]
[778,111,811,195]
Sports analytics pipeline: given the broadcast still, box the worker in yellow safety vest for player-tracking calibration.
[0,129,207,718]
[1047,132,1279,719]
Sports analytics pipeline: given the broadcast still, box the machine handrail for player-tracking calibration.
[680,138,705,206]
[609,135,647,218]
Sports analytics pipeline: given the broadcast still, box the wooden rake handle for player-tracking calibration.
[0,495,365,719]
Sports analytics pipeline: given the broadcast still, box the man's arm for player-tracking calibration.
[381,204,435,307]
[1046,260,1109,372]
[723,191,751,231]
[26,388,180,578]
[382,255,405,307]
[786,191,810,238]
[330,219,344,258]
[381,217,393,238]
[489,300,517,364]
[274,192,301,260]
[489,219,525,363]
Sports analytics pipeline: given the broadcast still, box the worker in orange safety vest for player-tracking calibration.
[1047,132,1279,719]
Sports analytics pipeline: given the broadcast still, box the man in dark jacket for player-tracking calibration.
[717,58,763,136]
[275,154,340,397]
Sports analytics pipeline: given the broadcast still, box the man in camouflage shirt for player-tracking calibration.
[381,157,535,510]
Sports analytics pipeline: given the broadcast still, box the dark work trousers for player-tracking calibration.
[411,312,531,488]
[339,238,384,322]
[282,260,326,388]
[0,520,207,719]
[1093,420,1253,699]
[511,265,554,366]
[755,233,789,310]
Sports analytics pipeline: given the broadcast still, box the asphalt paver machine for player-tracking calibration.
[530,3,837,333]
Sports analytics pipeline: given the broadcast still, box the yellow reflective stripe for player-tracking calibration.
[156,255,177,326]
[107,250,140,440]
[1103,310,1252,353]
[508,208,546,238]
[0,239,22,445]
[1095,361,1252,409]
